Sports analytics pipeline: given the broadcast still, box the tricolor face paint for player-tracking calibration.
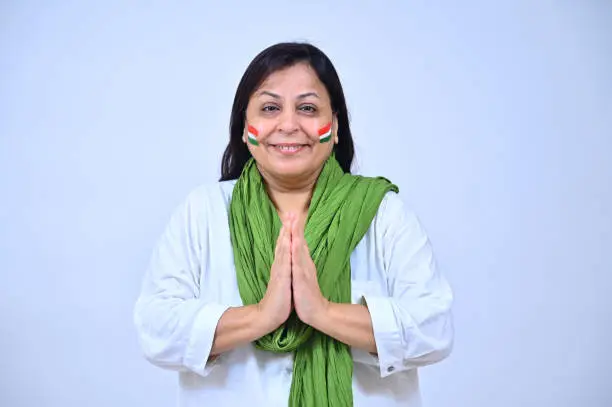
[247,121,334,147]
[318,122,332,143]
[247,125,259,146]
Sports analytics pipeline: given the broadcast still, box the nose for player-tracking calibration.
[277,109,299,135]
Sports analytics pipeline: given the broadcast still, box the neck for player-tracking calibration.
[258,166,322,218]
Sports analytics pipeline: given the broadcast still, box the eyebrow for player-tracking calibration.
[297,92,320,100]
[257,90,320,100]
[258,90,281,99]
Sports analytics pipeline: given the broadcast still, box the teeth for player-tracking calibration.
[277,145,301,151]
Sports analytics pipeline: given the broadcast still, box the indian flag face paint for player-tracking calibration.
[318,122,332,143]
[247,125,259,146]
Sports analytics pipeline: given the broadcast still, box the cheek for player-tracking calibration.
[245,121,275,144]
[260,123,279,140]
[299,120,333,143]
[314,121,334,144]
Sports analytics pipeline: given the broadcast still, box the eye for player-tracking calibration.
[262,104,280,112]
[299,104,317,113]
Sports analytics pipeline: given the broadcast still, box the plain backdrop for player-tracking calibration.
[1,1,611,406]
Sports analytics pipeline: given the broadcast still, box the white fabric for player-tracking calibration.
[134,180,454,407]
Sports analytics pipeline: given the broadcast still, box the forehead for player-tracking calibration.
[257,63,327,95]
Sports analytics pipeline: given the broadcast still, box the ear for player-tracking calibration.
[332,114,339,144]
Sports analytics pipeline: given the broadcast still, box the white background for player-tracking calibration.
[1,1,611,406]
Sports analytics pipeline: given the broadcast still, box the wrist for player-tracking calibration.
[254,302,281,336]
[307,298,332,330]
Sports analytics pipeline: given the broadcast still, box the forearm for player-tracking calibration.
[210,305,269,356]
[310,303,377,354]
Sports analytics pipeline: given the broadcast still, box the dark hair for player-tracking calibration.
[219,42,355,181]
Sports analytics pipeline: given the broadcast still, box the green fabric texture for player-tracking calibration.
[228,154,398,407]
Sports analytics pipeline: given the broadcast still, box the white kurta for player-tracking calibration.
[134,180,454,407]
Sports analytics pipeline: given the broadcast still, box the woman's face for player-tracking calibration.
[244,63,337,183]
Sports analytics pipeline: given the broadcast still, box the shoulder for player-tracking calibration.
[182,180,237,209]
[376,190,409,221]
[171,180,238,225]
[374,190,424,239]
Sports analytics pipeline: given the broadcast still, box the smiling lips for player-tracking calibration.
[247,123,331,154]
[269,143,308,155]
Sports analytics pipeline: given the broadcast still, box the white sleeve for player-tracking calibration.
[364,192,454,378]
[133,188,230,377]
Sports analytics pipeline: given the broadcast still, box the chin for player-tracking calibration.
[264,157,310,177]
[272,163,310,178]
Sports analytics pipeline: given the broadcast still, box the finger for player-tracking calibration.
[291,236,298,264]
[277,216,291,257]
[281,227,291,264]
[284,217,296,265]
[290,221,299,258]
[285,212,294,242]
[283,212,292,228]
[296,214,304,238]
[289,219,297,267]
[299,219,310,253]
[291,213,299,239]
[284,225,292,252]
[296,218,307,253]
[293,221,305,254]
[288,212,296,246]
[274,224,285,259]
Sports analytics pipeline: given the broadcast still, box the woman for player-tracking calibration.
[134,42,453,407]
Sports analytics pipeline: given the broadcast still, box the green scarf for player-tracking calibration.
[229,154,398,407]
